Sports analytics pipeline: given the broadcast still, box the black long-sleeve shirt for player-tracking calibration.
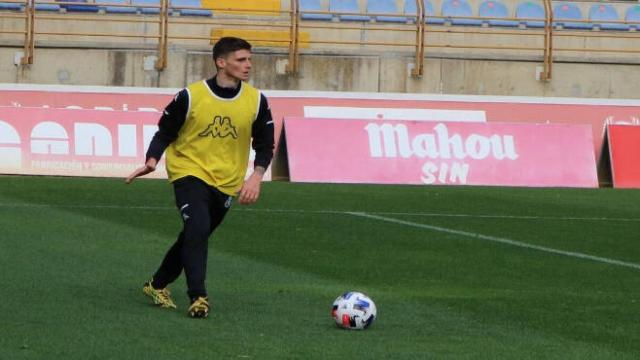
[146,77,275,169]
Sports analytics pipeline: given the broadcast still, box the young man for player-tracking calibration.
[125,37,274,318]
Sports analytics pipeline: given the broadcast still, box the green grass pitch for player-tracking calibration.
[1,175,640,359]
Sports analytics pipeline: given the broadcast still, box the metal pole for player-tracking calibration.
[287,0,299,74]
[412,0,425,77]
[155,0,168,71]
[21,0,34,65]
[542,0,553,81]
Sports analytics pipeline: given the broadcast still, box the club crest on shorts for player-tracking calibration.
[180,203,190,221]
[224,196,232,209]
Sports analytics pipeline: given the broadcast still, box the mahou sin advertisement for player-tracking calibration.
[284,118,598,188]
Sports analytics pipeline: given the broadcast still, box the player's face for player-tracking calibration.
[219,49,252,82]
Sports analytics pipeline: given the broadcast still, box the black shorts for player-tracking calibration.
[172,176,232,234]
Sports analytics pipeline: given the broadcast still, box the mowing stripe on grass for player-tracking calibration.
[347,211,640,271]
[3,201,640,269]
[1,203,639,223]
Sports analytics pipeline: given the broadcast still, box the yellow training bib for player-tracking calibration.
[165,80,260,195]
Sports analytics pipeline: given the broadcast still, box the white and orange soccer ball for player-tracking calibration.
[331,291,377,330]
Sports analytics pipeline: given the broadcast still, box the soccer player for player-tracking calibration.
[125,37,274,318]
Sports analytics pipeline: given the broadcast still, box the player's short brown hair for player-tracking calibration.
[212,37,252,63]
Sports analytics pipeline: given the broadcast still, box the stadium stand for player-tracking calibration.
[404,0,445,25]
[300,0,332,20]
[171,0,211,16]
[479,0,518,27]
[0,0,637,33]
[3,0,640,81]
[367,0,406,23]
[626,5,640,31]
[515,1,545,28]
[553,2,593,30]
[329,0,370,21]
[589,3,628,31]
[442,0,483,26]
[59,0,99,13]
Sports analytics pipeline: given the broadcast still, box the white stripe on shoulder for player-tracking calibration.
[185,87,192,121]
[254,90,261,122]
[202,79,215,98]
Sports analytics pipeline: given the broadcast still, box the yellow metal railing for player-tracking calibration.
[1,0,640,80]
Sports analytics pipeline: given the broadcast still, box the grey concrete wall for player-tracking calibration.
[1,45,640,99]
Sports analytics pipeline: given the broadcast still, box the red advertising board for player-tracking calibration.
[2,84,639,186]
[607,124,640,188]
[2,85,640,162]
[0,106,166,178]
[284,118,599,188]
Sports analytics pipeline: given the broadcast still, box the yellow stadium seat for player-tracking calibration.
[201,0,281,16]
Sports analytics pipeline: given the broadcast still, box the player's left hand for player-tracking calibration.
[238,171,263,205]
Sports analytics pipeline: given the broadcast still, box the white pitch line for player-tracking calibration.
[347,211,640,271]
[0,203,639,222]
[367,212,640,223]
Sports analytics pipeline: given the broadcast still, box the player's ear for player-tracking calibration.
[215,56,226,71]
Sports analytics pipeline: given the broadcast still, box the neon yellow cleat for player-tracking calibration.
[188,297,209,318]
[143,281,177,309]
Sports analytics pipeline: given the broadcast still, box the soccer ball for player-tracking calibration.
[331,291,377,330]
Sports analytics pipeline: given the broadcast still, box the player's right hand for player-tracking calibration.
[125,158,157,184]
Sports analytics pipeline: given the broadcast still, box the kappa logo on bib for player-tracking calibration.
[199,116,238,139]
